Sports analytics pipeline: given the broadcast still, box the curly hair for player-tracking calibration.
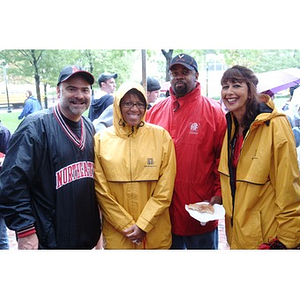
[221,65,260,128]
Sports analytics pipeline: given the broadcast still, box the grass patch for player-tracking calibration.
[0,107,90,134]
[0,111,22,133]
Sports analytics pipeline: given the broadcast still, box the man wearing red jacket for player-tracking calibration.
[146,53,226,249]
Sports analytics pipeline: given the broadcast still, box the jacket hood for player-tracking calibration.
[113,82,147,136]
[255,99,287,124]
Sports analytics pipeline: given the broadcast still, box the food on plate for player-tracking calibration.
[187,202,215,214]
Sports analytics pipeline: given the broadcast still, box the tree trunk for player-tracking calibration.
[34,73,41,104]
[161,49,173,81]
[43,83,48,109]
[31,50,42,104]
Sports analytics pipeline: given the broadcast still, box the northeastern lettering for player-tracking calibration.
[56,161,94,189]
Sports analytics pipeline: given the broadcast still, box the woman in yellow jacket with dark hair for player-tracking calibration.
[219,65,300,249]
[94,82,176,249]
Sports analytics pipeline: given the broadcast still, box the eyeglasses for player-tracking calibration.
[121,101,146,109]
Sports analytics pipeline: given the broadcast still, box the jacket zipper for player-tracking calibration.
[230,128,250,226]
[129,129,133,181]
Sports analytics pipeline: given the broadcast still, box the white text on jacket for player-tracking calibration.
[56,161,94,189]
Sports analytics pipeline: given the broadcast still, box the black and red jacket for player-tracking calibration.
[0,106,101,249]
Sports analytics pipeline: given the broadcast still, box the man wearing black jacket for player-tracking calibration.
[0,66,101,249]
[88,72,117,121]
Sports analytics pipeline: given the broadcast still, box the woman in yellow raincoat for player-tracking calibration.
[94,82,176,249]
[219,65,300,249]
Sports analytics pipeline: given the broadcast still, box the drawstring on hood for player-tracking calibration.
[118,119,126,127]
[138,120,145,128]
[127,121,145,137]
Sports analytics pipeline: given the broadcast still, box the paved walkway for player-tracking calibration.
[218,218,230,250]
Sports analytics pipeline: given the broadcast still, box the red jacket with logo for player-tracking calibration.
[146,83,226,235]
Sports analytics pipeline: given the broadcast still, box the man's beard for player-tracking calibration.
[174,82,187,96]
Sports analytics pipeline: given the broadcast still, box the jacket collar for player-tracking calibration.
[53,105,86,150]
[226,99,276,134]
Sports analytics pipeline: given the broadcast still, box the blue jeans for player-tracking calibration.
[0,217,9,250]
[171,228,218,249]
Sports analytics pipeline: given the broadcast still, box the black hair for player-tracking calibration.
[121,89,147,108]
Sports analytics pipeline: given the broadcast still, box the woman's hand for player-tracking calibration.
[123,224,146,245]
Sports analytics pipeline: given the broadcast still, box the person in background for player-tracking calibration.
[282,84,299,111]
[0,66,101,249]
[18,90,41,120]
[0,122,11,250]
[141,76,161,109]
[219,65,300,249]
[88,72,117,121]
[146,53,226,249]
[92,104,113,133]
[94,82,176,249]
[259,90,274,103]
[282,86,300,148]
[259,88,300,149]
[93,76,160,133]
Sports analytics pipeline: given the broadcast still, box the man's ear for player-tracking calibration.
[56,85,61,99]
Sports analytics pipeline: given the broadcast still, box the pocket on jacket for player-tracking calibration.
[235,210,264,249]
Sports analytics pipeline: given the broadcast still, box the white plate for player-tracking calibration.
[185,202,225,226]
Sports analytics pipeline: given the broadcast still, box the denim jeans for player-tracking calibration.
[0,217,9,249]
[171,228,219,249]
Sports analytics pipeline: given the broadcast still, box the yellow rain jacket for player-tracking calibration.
[219,100,300,249]
[94,82,176,249]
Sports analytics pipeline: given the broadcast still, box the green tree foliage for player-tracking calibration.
[0,49,139,107]
[1,49,300,106]
[218,49,262,70]
[218,49,300,72]
[253,50,300,72]
[0,50,44,102]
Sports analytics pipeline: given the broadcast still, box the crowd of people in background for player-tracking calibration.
[0,53,299,250]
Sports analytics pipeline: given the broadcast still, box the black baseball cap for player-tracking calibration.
[169,53,198,72]
[98,72,118,85]
[140,77,161,91]
[147,77,161,91]
[57,65,94,86]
